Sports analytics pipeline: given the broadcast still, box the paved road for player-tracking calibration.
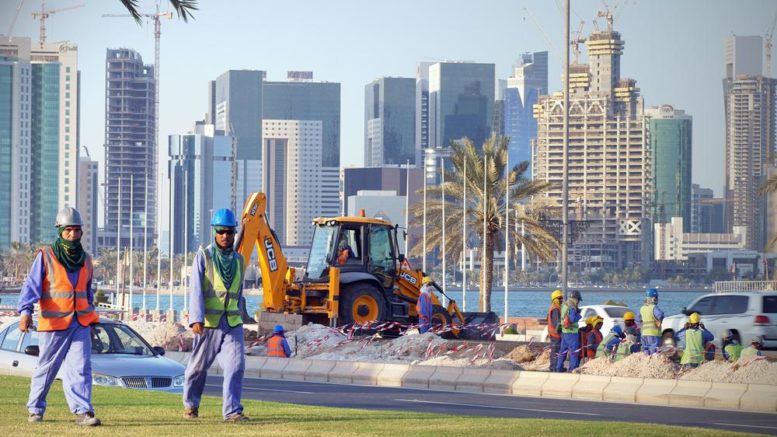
[204,376,777,435]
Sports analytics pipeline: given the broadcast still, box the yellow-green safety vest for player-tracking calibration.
[560,303,579,334]
[741,346,760,359]
[724,343,743,362]
[680,329,704,365]
[596,333,630,361]
[201,246,244,328]
[640,304,660,337]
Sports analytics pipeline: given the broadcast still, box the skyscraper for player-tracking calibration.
[364,77,416,166]
[646,105,692,230]
[426,61,495,150]
[0,36,79,247]
[414,61,433,165]
[77,156,98,254]
[504,51,548,171]
[103,48,156,250]
[723,35,776,250]
[533,22,646,269]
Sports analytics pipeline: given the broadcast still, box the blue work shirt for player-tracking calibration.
[188,245,245,328]
[17,251,94,316]
[675,326,714,348]
[604,334,621,352]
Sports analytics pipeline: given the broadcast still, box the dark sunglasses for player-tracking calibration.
[216,229,235,235]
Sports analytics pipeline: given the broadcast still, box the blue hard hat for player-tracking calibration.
[611,325,623,336]
[273,324,284,334]
[211,208,238,227]
[646,288,658,298]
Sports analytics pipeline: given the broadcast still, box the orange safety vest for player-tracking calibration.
[267,335,288,357]
[547,302,561,339]
[587,329,603,358]
[38,246,99,332]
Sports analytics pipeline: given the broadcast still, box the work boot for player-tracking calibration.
[224,413,250,422]
[183,407,199,419]
[74,412,101,426]
[28,413,43,423]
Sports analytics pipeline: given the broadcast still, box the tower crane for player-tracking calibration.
[766,10,777,78]
[31,0,84,47]
[571,20,585,65]
[5,0,26,40]
[521,7,557,52]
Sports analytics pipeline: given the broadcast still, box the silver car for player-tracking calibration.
[0,318,185,392]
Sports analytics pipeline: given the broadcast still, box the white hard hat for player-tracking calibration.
[55,207,83,227]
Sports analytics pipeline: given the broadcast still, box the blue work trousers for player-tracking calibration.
[183,317,245,418]
[418,316,431,334]
[549,337,561,372]
[28,318,93,415]
[642,336,660,355]
[555,332,581,372]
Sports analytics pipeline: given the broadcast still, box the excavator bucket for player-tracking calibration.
[459,311,500,340]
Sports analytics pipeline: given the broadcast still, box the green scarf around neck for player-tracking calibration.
[212,234,237,289]
[52,227,86,272]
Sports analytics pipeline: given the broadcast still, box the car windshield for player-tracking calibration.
[604,307,630,318]
[91,324,154,356]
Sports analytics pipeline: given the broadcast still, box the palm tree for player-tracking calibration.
[762,173,777,250]
[409,135,559,312]
[119,0,197,22]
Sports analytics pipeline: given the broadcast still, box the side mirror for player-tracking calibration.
[24,345,39,357]
[152,346,166,356]
[681,307,690,316]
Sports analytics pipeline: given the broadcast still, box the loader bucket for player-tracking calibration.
[458,311,500,340]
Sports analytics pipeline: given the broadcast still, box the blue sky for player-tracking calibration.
[2,0,773,230]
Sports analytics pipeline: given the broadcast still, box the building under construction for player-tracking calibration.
[532,18,648,270]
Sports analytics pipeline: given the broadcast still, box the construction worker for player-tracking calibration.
[740,337,764,359]
[623,311,641,353]
[17,207,101,426]
[675,312,714,368]
[183,208,249,422]
[555,290,582,372]
[267,325,292,357]
[585,316,604,360]
[416,276,433,333]
[597,325,626,360]
[721,330,743,362]
[546,289,563,372]
[638,288,664,354]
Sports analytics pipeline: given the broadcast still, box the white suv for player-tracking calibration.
[661,291,777,349]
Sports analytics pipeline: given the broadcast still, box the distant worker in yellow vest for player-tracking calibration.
[721,330,743,362]
[638,288,664,354]
[740,337,764,359]
[17,207,101,426]
[675,312,714,369]
[267,325,292,357]
[183,208,248,422]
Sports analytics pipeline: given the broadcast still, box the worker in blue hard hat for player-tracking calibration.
[597,324,628,360]
[637,288,664,354]
[183,208,249,422]
[267,325,292,358]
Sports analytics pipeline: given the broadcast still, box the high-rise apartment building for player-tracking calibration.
[102,48,156,250]
[77,156,98,254]
[414,61,434,165]
[364,77,416,166]
[262,120,323,246]
[646,105,692,229]
[168,124,236,253]
[723,35,776,250]
[0,36,79,247]
[425,61,495,151]
[690,184,714,233]
[504,51,548,171]
[533,23,647,269]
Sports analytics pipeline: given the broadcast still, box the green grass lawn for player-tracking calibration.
[0,375,758,436]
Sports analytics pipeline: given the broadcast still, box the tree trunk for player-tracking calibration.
[479,231,495,312]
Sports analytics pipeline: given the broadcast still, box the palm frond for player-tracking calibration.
[119,0,142,22]
[169,0,198,22]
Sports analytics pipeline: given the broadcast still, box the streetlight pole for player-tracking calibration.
[561,0,571,297]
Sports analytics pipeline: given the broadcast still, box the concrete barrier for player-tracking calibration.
[282,358,312,381]
[328,361,361,384]
[261,357,290,380]
[352,363,385,386]
[511,371,548,397]
[740,384,777,412]
[428,366,464,391]
[668,380,712,407]
[376,363,410,387]
[243,356,267,378]
[402,365,437,389]
[571,374,611,401]
[541,373,579,398]
[483,369,520,394]
[704,382,747,410]
[454,368,492,393]
[304,359,337,382]
[603,376,642,403]
[635,378,677,406]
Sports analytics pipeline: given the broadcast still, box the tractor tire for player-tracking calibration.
[339,282,387,326]
[431,305,455,339]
